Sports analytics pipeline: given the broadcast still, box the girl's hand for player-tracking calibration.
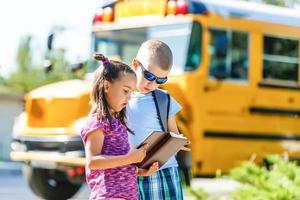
[127,145,147,163]
[136,162,159,176]
[180,140,191,151]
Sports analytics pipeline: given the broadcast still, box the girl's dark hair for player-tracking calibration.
[91,53,135,134]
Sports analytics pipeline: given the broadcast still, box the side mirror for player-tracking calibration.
[70,61,86,73]
[47,33,54,50]
[43,59,53,73]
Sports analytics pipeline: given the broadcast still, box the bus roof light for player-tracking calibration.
[166,0,188,16]
[167,0,177,15]
[103,7,114,22]
[176,0,188,15]
[93,8,104,24]
[93,7,114,24]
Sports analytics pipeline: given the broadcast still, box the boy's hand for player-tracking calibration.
[180,140,191,151]
[135,162,159,176]
[172,132,191,151]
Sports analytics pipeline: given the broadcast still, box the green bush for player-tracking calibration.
[229,155,300,200]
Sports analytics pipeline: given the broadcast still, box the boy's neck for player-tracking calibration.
[133,90,152,96]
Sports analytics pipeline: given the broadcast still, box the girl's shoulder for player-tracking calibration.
[81,113,110,143]
[89,113,110,129]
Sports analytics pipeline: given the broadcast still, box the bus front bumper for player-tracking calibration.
[10,151,85,167]
[10,135,85,168]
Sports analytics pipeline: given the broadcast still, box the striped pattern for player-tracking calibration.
[138,167,183,200]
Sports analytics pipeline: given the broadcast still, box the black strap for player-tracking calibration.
[167,93,170,120]
[152,89,170,132]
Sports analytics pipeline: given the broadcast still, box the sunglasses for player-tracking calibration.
[139,62,168,84]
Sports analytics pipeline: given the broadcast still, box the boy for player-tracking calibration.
[128,40,189,200]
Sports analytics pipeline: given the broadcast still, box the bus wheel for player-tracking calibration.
[23,164,82,200]
[177,151,192,186]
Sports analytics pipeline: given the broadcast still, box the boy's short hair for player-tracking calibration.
[136,40,173,71]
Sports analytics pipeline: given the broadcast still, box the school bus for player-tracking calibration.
[10,0,300,198]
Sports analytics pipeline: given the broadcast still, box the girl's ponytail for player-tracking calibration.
[93,53,110,66]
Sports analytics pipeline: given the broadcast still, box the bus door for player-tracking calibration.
[199,27,252,170]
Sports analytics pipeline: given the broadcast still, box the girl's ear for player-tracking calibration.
[132,59,139,71]
[103,80,110,93]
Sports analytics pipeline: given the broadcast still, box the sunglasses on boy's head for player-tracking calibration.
[139,62,168,84]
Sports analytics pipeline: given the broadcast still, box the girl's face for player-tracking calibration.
[104,73,137,112]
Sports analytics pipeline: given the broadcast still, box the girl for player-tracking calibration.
[81,53,147,200]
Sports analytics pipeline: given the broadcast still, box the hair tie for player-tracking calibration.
[93,53,110,66]
[102,57,110,65]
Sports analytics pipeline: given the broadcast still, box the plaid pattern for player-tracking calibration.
[138,167,183,200]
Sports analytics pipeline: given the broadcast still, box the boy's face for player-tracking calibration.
[132,59,170,94]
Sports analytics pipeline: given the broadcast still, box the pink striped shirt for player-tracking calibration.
[81,114,138,200]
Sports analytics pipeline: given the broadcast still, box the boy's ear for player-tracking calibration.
[132,59,139,71]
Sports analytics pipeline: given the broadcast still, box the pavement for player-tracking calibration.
[191,177,240,199]
[0,160,22,175]
[0,161,240,200]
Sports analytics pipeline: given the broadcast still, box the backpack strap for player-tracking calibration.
[152,89,171,132]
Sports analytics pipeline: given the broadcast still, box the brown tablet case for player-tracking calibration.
[136,131,188,169]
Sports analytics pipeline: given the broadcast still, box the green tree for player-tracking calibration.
[246,0,300,7]
[262,0,300,7]
[0,74,5,84]
[16,35,32,74]
[6,34,86,93]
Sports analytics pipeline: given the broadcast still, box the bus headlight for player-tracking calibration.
[11,141,27,152]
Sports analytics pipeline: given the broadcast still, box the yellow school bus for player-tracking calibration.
[10,0,300,198]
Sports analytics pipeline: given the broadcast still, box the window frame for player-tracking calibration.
[261,34,300,86]
[208,27,250,84]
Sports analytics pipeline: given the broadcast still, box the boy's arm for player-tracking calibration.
[136,162,159,176]
[167,115,191,151]
[167,115,180,134]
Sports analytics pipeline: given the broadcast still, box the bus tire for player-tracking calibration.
[23,164,82,200]
[177,151,192,186]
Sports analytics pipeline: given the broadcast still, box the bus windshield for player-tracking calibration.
[90,21,202,75]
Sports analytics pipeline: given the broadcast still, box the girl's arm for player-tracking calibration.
[85,128,146,170]
[168,115,191,151]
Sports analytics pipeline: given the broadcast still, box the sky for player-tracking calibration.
[0,0,101,77]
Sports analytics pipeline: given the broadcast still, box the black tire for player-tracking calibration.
[23,164,82,200]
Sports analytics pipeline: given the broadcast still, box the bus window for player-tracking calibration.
[263,36,299,83]
[97,40,119,58]
[185,22,202,72]
[209,29,248,81]
[90,21,202,75]
[148,22,192,75]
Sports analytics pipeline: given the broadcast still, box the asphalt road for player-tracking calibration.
[0,172,199,200]
[0,172,88,200]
